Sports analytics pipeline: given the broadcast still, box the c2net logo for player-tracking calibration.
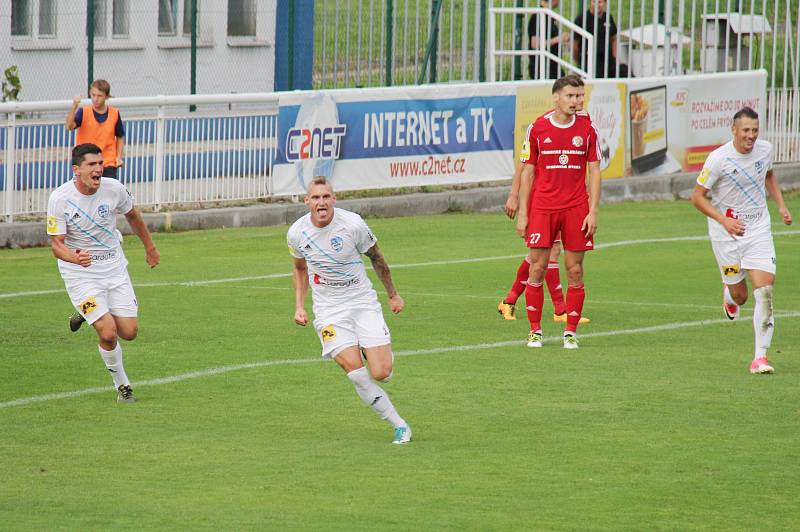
[285,125,347,162]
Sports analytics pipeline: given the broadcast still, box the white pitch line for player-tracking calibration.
[3,310,799,410]
[3,229,798,300]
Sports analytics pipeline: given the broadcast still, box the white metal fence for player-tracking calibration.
[0,94,279,223]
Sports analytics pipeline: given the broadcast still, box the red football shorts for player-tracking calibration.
[526,203,594,251]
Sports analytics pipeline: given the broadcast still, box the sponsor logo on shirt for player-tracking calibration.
[312,273,360,288]
[543,137,552,144]
[80,296,98,316]
[71,212,81,220]
[89,250,117,262]
[330,236,344,252]
[321,325,336,342]
[722,265,741,276]
[725,208,762,222]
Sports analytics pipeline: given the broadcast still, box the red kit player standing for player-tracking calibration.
[516,75,601,349]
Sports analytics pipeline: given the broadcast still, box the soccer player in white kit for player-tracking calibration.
[691,107,793,374]
[288,176,412,444]
[47,143,160,401]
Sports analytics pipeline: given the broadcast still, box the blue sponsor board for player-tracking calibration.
[275,95,515,166]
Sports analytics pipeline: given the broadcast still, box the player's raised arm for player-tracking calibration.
[764,170,793,225]
[292,256,309,325]
[364,243,404,314]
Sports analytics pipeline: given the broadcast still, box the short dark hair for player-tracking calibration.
[733,106,758,123]
[90,79,111,96]
[552,74,584,94]
[307,175,334,194]
[72,143,102,166]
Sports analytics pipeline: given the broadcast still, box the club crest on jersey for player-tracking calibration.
[572,136,583,147]
[330,236,343,252]
[97,204,110,219]
[559,154,569,165]
[755,160,764,173]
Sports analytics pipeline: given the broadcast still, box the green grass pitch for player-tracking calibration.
[1,196,799,530]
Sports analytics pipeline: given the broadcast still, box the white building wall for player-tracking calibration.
[0,0,276,101]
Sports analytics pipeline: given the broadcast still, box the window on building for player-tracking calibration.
[227,0,256,37]
[112,0,129,36]
[38,0,56,37]
[160,0,201,38]
[89,0,107,37]
[12,0,58,38]
[11,0,31,36]
[89,0,128,38]
[159,0,178,35]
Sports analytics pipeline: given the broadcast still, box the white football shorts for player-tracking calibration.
[711,233,776,284]
[63,268,138,325]
[313,307,391,359]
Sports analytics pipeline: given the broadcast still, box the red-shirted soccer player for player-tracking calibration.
[516,75,601,349]
[499,145,590,324]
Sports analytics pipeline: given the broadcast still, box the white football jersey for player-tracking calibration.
[46,177,133,274]
[697,139,773,241]
[287,208,380,315]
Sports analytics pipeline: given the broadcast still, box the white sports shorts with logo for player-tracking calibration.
[63,268,138,325]
[711,233,776,284]
[313,306,391,359]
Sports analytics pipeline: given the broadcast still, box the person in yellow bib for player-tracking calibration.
[65,79,125,179]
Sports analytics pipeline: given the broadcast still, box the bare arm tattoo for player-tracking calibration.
[364,244,397,297]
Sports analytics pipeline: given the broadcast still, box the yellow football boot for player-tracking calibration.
[497,301,516,320]
[553,312,590,324]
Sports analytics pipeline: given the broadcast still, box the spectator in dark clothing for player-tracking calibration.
[528,0,570,80]
[572,0,629,78]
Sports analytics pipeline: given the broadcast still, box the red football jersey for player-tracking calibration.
[521,110,600,212]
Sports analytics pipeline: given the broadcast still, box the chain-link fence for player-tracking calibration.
[313,0,486,88]
[312,0,799,90]
[0,1,276,102]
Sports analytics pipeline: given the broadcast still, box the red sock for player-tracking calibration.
[545,261,566,315]
[504,258,530,305]
[524,281,544,332]
[565,284,586,333]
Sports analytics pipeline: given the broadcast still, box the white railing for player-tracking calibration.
[488,7,595,81]
[0,93,279,223]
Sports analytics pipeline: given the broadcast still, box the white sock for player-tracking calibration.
[98,344,130,388]
[752,285,774,359]
[347,367,406,428]
[723,285,737,306]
